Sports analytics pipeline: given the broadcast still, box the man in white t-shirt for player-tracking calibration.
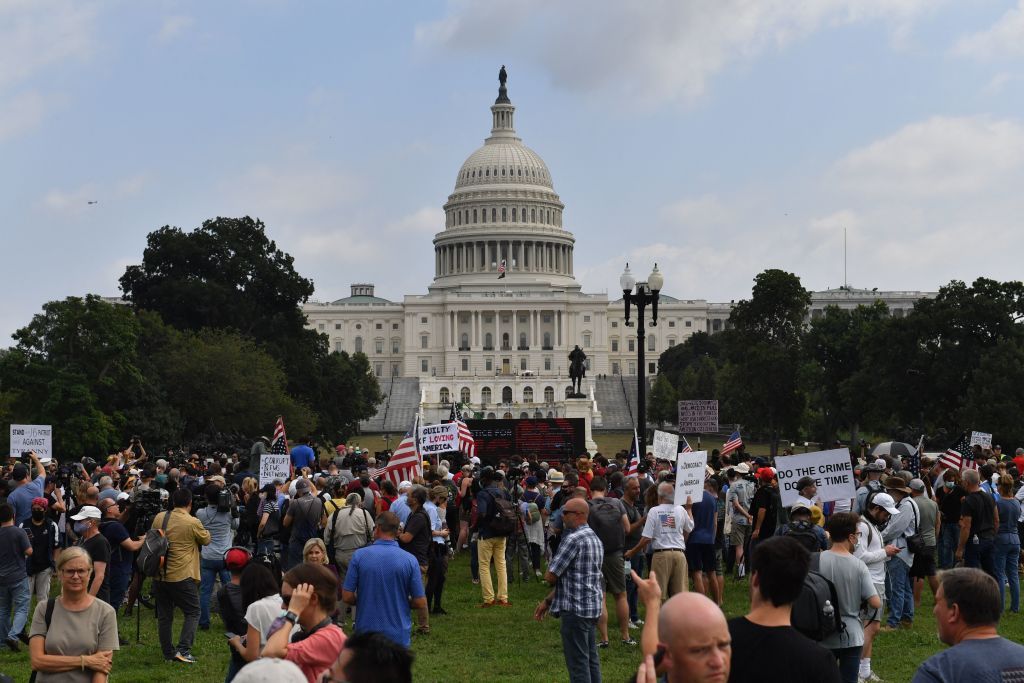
[624,483,693,600]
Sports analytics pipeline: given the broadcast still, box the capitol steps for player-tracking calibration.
[358,377,421,434]
[593,375,645,431]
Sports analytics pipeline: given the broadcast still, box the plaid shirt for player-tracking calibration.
[548,523,604,619]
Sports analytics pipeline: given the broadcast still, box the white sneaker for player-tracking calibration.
[865,673,884,683]
[737,564,746,578]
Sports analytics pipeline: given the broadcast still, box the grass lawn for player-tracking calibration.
[4,554,1019,682]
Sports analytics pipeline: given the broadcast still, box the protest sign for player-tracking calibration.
[652,430,679,462]
[674,450,707,507]
[677,400,718,433]
[418,422,459,456]
[774,449,856,507]
[259,453,290,488]
[970,431,992,449]
[9,424,52,462]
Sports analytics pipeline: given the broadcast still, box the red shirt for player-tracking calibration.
[286,623,346,683]
[1014,456,1024,477]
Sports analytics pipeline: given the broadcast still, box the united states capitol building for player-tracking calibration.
[302,73,932,441]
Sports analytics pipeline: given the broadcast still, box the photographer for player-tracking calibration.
[8,451,47,526]
[196,481,239,631]
[98,498,142,616]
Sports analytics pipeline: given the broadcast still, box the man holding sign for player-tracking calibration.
[7,451,46,526]
[624,483,693,600]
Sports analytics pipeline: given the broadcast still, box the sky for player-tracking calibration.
[5,0,1024,345]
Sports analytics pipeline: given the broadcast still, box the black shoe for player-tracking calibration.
[17,632,29,645]
[430,607,448,615]
[5,638,19,652]
[198,624,210,631]
[139,595,155,609]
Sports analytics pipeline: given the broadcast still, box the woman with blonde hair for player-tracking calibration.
[29,546,118,682]
[302,538,329,566]
[994,473,1021,613]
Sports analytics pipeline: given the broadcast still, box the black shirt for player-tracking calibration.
[20,518,58,574]
[80,533,112,604]
[400,508,432,566]
[749,486,779,538]
[937,485,966,522]
[727,617,840,683]
[961,490,996,540]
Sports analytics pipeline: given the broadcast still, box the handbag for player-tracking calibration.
[905,499,926,554]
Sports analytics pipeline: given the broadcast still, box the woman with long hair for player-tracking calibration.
[256,483,282,557]
[994,473,1022,613]
[227,563,284,665]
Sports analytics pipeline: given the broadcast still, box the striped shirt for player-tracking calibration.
[548,524,604,619]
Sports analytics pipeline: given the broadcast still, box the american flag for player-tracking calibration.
[680,435,693,454]
[626,429,641,477]
[497,259,506,279]
[940,433,971,471]
[721,430,742,456]
[272,415,287,452]
[449,405,476,459]
[379,415,422,485]
[908,434,923,478]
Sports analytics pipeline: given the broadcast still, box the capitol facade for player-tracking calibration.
[302,73,931,441]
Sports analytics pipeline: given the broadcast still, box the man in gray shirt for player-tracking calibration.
[909,479,939,607]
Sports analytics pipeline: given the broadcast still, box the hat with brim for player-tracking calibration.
[868,492,901,516]
[733,462,750,474]
[789,502,812,516]
[883,476,911,494]
[71,505,101,521]
[862,463,884,473]
[548,470,565,484]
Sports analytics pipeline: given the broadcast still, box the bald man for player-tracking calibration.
[634,589,731,683]
[535,497,605,683]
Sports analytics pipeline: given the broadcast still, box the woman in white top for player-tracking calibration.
[228,563,285,666]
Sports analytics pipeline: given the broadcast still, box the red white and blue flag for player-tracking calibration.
[449,405,476,459]
[722,430,743,456]
[379,415,422,485]
[497,259,506,279]
[680,435,693,454]
[940,433,972,471]
[626,429,641,477]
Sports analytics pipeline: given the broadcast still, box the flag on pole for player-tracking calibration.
[722,430,743,456]
[272,415,287,452]
[908,434,923,478]
[449,404,477,459]
[680,435,693,454]
[626,429,641,477]
[381,415,422,485]
[940,433,970,471]
[497,259,506,279]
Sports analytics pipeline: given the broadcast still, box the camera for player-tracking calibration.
[20,451,32,465]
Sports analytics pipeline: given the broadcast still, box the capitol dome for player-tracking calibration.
[433,68,576,290]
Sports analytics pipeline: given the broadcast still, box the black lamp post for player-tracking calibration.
[620,263,664,457]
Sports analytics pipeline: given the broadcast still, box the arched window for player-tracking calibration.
[460,387,471,404]
[547,411,554,418]
[484,332,493,350]
[502,332,510,350]
[481,387,492,404]
[544,386,555,403]
[523,386,534,402]
[354,337,363,354]
[502,386,513,403]
[487,412,496,419]
[534,410,543,418]
[519,412,529,419]
[565,386,574,398]
[460,332,469,350]
[440,387,450,404]
[503,412,513,419]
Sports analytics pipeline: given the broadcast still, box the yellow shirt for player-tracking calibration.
[152,507,211,583]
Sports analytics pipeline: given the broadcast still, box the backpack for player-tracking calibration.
[588,497,626,552]
[136,508,172,578]
[784,520,821,554]
[254,551,281,583]
[484,490,516,536]
[522,490,543,525]
[791,553,844,642]
[217,488,236,514]
[904,498,925,555]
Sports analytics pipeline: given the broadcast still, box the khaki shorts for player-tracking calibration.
[729,523,751,547]
[602,550,626,595]
[861,581,885,623]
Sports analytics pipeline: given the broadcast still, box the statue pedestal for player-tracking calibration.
[564,398,598,455]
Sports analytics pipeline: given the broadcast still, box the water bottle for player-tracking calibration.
[823,600,834,619]
[624,558,632,575]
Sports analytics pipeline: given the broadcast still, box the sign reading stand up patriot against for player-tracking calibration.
[9,424,52,462]
[677,400,718,433]
[774,448,856,507]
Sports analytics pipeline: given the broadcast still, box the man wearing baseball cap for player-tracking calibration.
[855,462,887,514]
[856,491,901,681]
[72,505,111,604]
[881,476,919,631]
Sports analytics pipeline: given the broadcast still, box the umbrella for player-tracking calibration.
[872,441,917,459]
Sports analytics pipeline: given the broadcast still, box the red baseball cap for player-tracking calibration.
[757,467,777,482]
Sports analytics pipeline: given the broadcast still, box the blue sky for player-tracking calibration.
[5,0,1024,344]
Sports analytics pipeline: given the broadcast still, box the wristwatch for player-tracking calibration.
[284,610,299,625]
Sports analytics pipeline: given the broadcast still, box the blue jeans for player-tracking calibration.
[108,565,133,613]
[0,578,30,640]
[256,538,276,557]
[938,523,960,569]
[560,612,601,683]
[965,537,997,578]
[200,558,231,628]
[886,558,913,626]
[626,554,645,622]
[994,534,1021,613]
[831,646,862,683]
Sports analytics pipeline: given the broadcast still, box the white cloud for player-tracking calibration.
[157,15,194,44]
[231,162,364,215]
[43,182,99,213]
[0,90,53,142]
[659,195,733,227]
[953,1,1024,59]
[389,207,443,235]
[416,0,936,107]
[831,116,1024,197]
[0,0,99,90]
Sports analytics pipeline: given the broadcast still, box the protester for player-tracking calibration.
[819,512,881,683]
[625,483,694,600]
[21,497,60,605]
[854,492,900,683]
[256,483,282,557]
[197,482,240,630]
[935,469,965,569]
[320,631,414,683]
[587,476,634,647]
[474,468,512,608]
[234,657,308,683]
[726,465,754,577]
[908,478,939,607]
[424,485,451,615]
[956,469,998,577]
[72,505,111,605]
[621,475,647,626]
[534,497,604,683]
[219,546,251,683]
[993,473,1021,613]
[8,452,47,526]
[283,479,323,571]
[912,568,1024,682]
[324,492,373,628]
[342,511,427,648]
[97,498,142,624]
[229,563,285,664]
[398,487,432,603]
[688,475,721,602]
[728,537,840,683]
[389,481,413,525]
[881,476,918,630]
[855,462,886,514]
[152,487,212,664]
[0,502,32,652]
[520,476,547,578]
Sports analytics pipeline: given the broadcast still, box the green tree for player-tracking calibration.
[957,338,1024,446]
[676,355,718,401]
[647,373,678,428]
[657,331,722,389]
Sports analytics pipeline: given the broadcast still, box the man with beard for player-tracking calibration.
[855,493,901,683]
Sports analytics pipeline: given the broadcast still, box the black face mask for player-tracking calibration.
[32,510,45,521]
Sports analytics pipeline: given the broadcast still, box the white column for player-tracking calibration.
[512,310,518,350]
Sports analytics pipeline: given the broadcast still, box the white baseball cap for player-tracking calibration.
[71,505,101,521]
[868,492,900,516]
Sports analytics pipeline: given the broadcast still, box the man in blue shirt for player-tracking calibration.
[7,453,46,526]
[289,437,316,472]
[389,481,413,525]
[341,511,427,647]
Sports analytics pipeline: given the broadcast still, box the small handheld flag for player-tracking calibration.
[497,259,506,279]
[722,430,743,456]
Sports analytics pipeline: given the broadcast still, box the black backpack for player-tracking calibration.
[792,553,844,641]
[217,488,236,514]
[784,520,821,554]
[588,497,626,552]
[484,490,516,536]
[136,509,172,578]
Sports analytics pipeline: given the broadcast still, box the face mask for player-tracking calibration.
[74,521,90,535]
[31,510,45,522]
[944,482,954,490]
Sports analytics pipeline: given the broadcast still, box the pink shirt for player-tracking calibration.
[287,624,346,683]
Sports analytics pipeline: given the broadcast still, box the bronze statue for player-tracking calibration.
[499,65,507,87]
[568,345,587,397]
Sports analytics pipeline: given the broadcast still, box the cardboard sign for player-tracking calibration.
[418,422,459,456]
[652,430,679,462]
[970,431,993,449]
[9,424,52,462]
[674,450,707,507]
[678,400,718,433]
[259,453,290,488]
[774,449,856,507]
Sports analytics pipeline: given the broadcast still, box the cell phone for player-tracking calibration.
[224,632,237,639]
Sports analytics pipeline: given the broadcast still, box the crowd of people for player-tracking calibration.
[0,436,1021,682]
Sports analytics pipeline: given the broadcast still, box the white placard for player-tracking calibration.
[9,424,52,462]
[674,450,707,507]
[418,422,459,456]
[259,453,291,488]
[652,430,679,462]
[774,449,856,507]
[678,400,719,433]
[970,431,992,449]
